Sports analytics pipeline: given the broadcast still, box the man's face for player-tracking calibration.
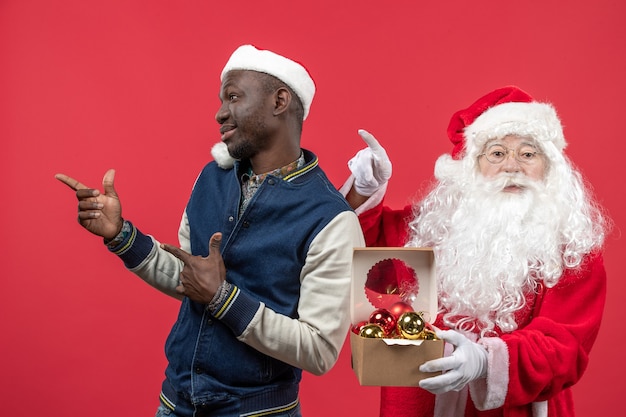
[215,70,274,160]
[477,135,547,192]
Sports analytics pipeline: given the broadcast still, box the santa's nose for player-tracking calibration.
[502,153,522,172]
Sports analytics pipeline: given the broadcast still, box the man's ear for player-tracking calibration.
[273,87,291,116]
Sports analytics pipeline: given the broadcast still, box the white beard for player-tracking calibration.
[407,173,565,335]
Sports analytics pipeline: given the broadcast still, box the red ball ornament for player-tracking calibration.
[368,308,397,337]
[351,320,368,335]
[388,301,414,320]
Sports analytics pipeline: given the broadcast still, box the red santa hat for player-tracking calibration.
[212,45,316,169]
[447,86,567,160]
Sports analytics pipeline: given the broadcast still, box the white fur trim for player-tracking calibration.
[532,401,548,417]
[469,337,509,410]
[434,388,469,417]
[464,102,566,152]
[221,45,315,120]
[211,142,236,169]
[433,153,465,182]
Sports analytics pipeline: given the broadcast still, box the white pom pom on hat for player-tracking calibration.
[221,44,316,120]
[211,142,236,170]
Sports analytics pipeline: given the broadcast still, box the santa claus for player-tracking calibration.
[341,86,609,417]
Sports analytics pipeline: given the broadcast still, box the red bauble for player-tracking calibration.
[351,320,368,335]
[368,308,397,336]
[388,301,414,320]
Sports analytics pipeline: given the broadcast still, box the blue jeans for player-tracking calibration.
[155,402,302,417]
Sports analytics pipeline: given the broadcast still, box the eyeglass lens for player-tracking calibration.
[483,144,539,164]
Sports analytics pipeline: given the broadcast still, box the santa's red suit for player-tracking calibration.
[358,203,606,417]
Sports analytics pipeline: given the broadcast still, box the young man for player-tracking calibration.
[342,86,609,416]
[57,45,364,417]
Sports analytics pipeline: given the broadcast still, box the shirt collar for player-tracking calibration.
[246,152,305,185]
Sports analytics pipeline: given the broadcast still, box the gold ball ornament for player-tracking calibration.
[397,311,426,340]
[359,323,386,338]
[421,329,439,340]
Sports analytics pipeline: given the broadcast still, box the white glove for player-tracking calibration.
[347,129,392,196]
[418,330,488,394]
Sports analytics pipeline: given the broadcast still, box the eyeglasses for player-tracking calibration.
[478,144,542,165]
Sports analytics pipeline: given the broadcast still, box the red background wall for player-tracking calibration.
[2,1,624,415]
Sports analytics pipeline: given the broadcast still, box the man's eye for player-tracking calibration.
[490,150,505,158]
[229,94,239,101]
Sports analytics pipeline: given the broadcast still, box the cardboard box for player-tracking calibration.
[350,247,444,386]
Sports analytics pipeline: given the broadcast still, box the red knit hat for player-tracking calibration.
[447,86,535,159]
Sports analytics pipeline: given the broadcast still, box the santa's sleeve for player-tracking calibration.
[338,174,412,247]
[469,251,607,410]
[359,203,413,247]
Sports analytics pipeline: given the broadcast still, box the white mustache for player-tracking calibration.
[481,173,539,193]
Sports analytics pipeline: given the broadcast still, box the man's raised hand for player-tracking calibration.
[55,169,124,239]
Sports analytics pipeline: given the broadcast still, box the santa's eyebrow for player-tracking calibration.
[485,137,539,148]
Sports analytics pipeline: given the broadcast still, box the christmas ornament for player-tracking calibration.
[351,320,368,335]
[368,308,397,336]
[359,323,385,338]
[397,311,426,340]
[388,301,414,320]
[421,329,439,340]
